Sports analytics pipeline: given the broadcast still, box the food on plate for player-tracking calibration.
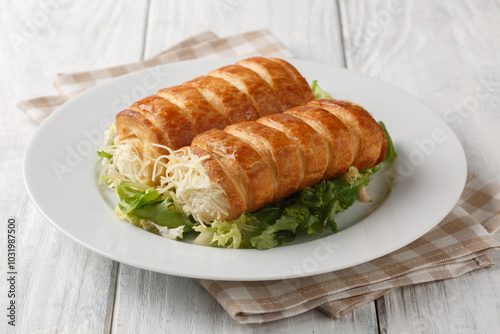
[158,98,387,224]
[106,57,314,186]
[98,63,397,249]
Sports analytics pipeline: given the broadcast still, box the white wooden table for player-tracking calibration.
[2,1,500,332]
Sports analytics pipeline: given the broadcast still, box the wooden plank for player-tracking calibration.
[377,253,500,333]
[111,265,379,333]
[144,0,344,66]
[339,0,500,332]
[0,0,149,332]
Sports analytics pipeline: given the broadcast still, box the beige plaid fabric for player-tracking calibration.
[18,30,293,124]
[199,171,500,323]
[20,30,500,324]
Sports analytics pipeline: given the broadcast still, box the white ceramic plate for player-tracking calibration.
[24,58,467,281]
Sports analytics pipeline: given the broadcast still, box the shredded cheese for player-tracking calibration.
[358,185,373,202]
[98,124,231,225]
[111,139,156,185]
[98,122,160,187]
[150,145,231,225]
[342,166,362,186]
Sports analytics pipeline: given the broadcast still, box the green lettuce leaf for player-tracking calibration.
[311,80,333,99]
[378,121,397,162]
[117,181,160,214]
[193,166,379,250]
[194,214,261,249]
[130,197,195,230]
[97,150,113,159]
[116,181,193,230]
[227,169,373,249]
[250,209,300,249]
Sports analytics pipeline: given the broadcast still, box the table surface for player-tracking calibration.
[2,0,500,333]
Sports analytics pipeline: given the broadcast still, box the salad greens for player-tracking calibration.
[106,81,397,250]
[97,150,113,159]
[379,121,397,163]
[193,164,383,249]
[311,80,333,99]
[114,159,393,250]
[116,181,195,230]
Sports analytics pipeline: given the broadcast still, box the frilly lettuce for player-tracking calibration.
[379,121,397,162]
[311,80,333,99]
[116,181,195,238]
[194,215,261,249]
[193,167,375,250]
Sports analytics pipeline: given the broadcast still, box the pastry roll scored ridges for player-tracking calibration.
[225,121,302,201]
[184,75,260,124]
[129,95,197,150]
[236,57,312,111]
[208,65,283,117]
[269,57,315,102]
[156,85,228,134]
[308,99,386,170]
[164,98,387,223]
[114,57,313,184]
[191,129,274,213]
[257,113,328,188]
[285,106,356,181]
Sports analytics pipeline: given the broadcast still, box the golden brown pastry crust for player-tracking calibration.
[188,146,247,219]
[184,75,259,124]
[191,129,274,212]
[208,65,284,117]
[157,85,228,134]
[130,95,197,150]
[115,109,167,157]
[236,57,307,110]
[286,106,357,180]
[257,113,328,188]
[115,109,168,185]
[308,99,387,170]
[269,58,315,102]
[225,121,302,201]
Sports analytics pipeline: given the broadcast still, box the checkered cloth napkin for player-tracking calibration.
[19,30,500,324]
[199,171,500,323]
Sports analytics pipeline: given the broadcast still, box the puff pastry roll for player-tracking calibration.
[114,57,313,185]
[163,99,387,223]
